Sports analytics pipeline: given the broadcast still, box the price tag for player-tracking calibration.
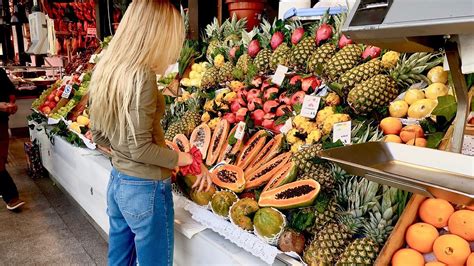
[271,65,288,86]
[300,95,321,118]
[165,63,179,75]
[400,118,420,126]
[86,27,97,37]
[333,121,352,145]
[234,122,246,140]
[62,85,72,98]
[279,118,293,134]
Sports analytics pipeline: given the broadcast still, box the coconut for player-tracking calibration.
[277,229,306,254]
[253,207,287,245]
[210,190,238,218]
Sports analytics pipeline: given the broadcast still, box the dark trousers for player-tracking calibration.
[0,121,18,203]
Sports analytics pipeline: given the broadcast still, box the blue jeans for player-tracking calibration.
[107,168,174,266]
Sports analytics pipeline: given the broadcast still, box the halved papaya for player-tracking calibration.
[165,140,180,152]
[190,123,211,159]
[244,152,292,190]
[211,164,245,193]
[263,162,297,192]
[258,179,321,209]
[173,134,190,152]
[236,130,268,169]
[217,124,244,164]
[206,119,230,166]
[245,134,284,175]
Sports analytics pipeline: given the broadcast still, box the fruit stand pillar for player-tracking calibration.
[94,0,114,40]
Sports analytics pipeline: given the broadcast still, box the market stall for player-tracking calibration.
[26,1,474,266]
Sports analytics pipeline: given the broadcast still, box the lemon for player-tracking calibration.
[408,99,438,119]
[191,63,199,71]
[389,100,409,118]
[425,82,448,100]
[427,66,448,84]
[404,89,425,105]
[189,70,198,79]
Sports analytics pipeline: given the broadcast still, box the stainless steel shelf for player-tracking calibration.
[320,142,474,205]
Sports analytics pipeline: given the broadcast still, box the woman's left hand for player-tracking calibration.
[192,163,212,192]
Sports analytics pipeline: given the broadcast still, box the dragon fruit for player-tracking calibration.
[362,45,382,59]
[271,32,284,50]
[338,34,353,48]
[316,23,333,45]
[291,28,305,45]
[248,40,261,58]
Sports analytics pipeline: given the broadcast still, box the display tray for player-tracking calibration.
[319,142,474,205]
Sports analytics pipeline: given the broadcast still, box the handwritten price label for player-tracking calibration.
[271,65,288,86]
[300,95,321,119]
[333,121,352,145]
[234,122,246,140]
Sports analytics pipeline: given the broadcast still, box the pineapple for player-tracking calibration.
[347,52,442,114]
[307,43,337,73]
[304,177,380,266]
[336,187,407,265]
[200,66,220,89]
[219,61,234,83]
[234,28,258,75]
[164,110,201,140]
[204,18,224,60]
[253,19,272,74]
[324,44,363,81]
[270,43,291,71]
[290,36,317,70]
[223,14,247,44]
[292,144,323,174]
[336,59,383,96]
[298,163,335,191]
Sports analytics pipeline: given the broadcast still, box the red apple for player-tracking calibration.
[230,101,241,113]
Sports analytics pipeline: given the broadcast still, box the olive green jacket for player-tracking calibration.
[91,73,178,180]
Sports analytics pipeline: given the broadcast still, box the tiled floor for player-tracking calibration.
[0,137,108,265]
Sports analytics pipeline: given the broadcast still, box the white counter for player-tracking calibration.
[31,127,299,265]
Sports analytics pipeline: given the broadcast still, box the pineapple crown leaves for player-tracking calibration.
[223,13,247,39]
[390,52,444,89]
[256,18,273,48]
[336,177,381,219]
[241,28,259,48]
[204,17,223,42]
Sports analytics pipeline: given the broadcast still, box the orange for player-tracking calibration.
[433,234,471,265]
[425,262,446,266]
[406,137,427,147]
[448,209,474,241]
[419,198,454,228]
[406,222,439,253]
[380,117,403,135]
[392,248,425,266]
[384,134,402,143]
[467,253,474,266]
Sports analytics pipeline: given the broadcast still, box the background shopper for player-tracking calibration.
[88,1,211,265]
[0,68,25,211]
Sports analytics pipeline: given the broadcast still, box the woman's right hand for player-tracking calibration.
[177,152,193,166]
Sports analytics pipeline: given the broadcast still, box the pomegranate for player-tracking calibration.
[231,101,241,113]
[362,46,382,59]
[271,31,284,50]
[236,108,248,122]
[316,23,333,45]
[301,77,321,92]
[279,92,291,105]
[223,113,236,124]
[248,98,263,111]
[338,34,353,48]
[262,119,275,130]
[251,109,265,126]
[291,91,306,105]
[290,75,302,85]
[263,100,279,113]
[276,105,291,117]
[264,87,279,100]
[248,39,261,58]
[291,28,305,45]
[246,89,261,102]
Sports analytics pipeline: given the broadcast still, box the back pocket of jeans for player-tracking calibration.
[118,180,157,219]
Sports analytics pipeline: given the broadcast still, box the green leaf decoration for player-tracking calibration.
[426,132,445,149]
[431,95,457,121]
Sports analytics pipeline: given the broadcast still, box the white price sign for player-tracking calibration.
[300,95,321,119]
[271,65,288,86]
[234,122,246,140]
[61,85,72,99]
[279,118,293,134]
[333,121,352,145]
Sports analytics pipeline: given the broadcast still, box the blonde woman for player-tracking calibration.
[89,1,211,265]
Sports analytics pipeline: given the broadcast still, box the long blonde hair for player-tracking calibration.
[89,0,184,144]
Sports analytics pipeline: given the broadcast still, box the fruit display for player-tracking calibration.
[391,197,474,266]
